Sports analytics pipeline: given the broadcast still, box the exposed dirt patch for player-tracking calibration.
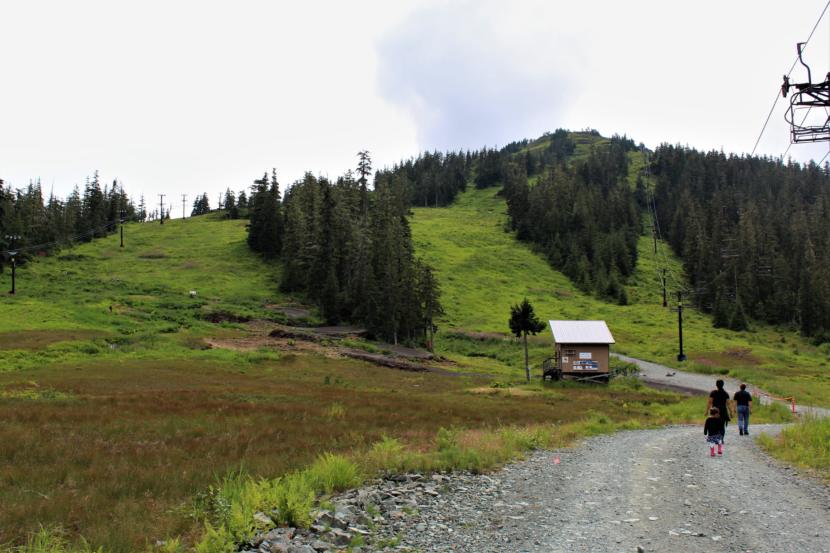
[313,325,367,336]
[200,311,251,323]
[209,322,441,372]
[694,347,761,368]
[205,335,343,358]
[0,329,107,350]
[466,386,546,397]
[376,343,435,360]
[339,349,429,371]
[265,304,313,320]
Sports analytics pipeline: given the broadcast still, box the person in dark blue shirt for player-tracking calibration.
[733,383,753,435]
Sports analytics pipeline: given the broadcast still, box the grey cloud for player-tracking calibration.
[377,1,570,151]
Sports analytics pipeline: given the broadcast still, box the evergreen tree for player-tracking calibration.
[509,298,546,382]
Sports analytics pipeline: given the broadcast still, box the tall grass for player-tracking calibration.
[758,416,830,480]
[2,526,103,553]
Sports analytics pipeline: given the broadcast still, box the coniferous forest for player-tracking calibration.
[0,172,140,272]
[501,134,641,304]
[246,162,443,346]
[651,145,830,341]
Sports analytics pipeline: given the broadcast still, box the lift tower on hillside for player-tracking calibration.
[782,42,830,143]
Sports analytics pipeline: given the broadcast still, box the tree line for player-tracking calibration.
[651,145,830,341]
[0,172,140,271]
[245,159,443,346]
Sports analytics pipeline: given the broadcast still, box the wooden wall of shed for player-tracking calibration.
[555,343,610,374]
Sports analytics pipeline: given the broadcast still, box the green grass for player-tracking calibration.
[758,416,830,480]
[410,186,830,406]
[0,213,288,371]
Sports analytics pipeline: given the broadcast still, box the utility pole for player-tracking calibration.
[652,223,658,254]
[661,268,667,307]
[158,194,166,225]
[120,209,126,248]
[4,234,21,295]
[181,194,187,219]
[676,290,686,361]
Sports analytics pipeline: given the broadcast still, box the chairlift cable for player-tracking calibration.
[0,220,119,256]
[751,0,830,156]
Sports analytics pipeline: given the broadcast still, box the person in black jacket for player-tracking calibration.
[704,407,725,457]
[706,379,732,441]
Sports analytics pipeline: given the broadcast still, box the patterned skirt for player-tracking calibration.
[706,434,723,445]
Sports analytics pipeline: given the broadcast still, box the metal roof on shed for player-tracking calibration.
[548,320,615,344]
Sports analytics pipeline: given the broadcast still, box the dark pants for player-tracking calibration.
[737,405,750,433]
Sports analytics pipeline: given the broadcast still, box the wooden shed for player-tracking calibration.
[543,320,615,382]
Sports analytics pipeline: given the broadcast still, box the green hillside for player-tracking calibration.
[0,186,810,551]
[0,213,288,371]
[410,186,830,407]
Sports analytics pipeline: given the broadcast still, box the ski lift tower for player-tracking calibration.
[782,42,830,143]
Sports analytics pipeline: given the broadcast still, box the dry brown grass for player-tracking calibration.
[0,330,106,351]
[0,354,678,552]
[693,347,762,368]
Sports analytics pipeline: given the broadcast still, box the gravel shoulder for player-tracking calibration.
[380,425,830,553]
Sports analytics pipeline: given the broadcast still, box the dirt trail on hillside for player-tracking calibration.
[378,425,830,553]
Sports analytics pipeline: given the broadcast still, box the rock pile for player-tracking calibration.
[241,471,479,553]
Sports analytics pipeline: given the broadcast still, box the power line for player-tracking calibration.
[751,0,830,156]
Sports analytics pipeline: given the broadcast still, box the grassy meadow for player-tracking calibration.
[0,178,822,550]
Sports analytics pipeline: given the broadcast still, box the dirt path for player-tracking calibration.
[381,425,830,553]
[614,353,830,418]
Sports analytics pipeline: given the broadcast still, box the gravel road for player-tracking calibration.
[614,354,830,418]
[386,425,830,553]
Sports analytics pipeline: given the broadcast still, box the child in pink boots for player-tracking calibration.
[704,407,725,457]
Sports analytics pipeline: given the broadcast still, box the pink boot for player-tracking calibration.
[718,443,723,456]
[710,446,715,457]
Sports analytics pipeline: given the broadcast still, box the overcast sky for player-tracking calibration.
[2,0,830,212]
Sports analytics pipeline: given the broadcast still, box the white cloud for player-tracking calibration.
[2,0,830,207]
[377,0,576,151]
